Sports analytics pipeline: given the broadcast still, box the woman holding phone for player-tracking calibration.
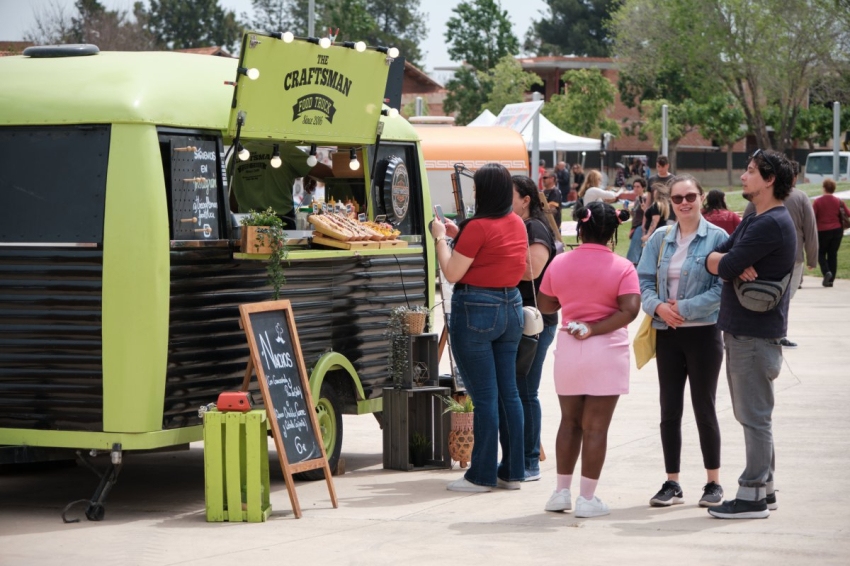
[431,163,528,492]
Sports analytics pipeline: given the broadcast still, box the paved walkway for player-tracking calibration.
[2,276,849,565]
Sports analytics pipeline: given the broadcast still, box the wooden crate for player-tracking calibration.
[382,386,452,471]
[204,410,272,522]
[312,234,380,250]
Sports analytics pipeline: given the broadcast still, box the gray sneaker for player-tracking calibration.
[699,482,724,507]
[650,480,684,507]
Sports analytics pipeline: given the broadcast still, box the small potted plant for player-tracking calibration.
[240,207,288,299]
[409,431,432,467]
[386,305,431,388]
[441,395,474,469]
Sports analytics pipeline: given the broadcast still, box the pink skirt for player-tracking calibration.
[552,327,630,396]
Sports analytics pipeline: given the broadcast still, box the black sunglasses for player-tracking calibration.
[752,149,779,175]
[671,193,699,205]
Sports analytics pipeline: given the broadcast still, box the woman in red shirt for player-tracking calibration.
[702,190,741,235]
[431,163,528,492]
[812,179,850,287]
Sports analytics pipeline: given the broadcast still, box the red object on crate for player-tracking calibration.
[217,391,252,412]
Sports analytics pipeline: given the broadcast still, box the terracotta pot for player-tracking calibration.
[241,226,274,254]
[449,411,474,468]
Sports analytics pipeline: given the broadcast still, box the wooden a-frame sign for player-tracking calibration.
[238,299,338,518]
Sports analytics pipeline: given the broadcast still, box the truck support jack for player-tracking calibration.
[61,444,122,523]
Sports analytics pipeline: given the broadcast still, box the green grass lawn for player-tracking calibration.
[566,181,850,280]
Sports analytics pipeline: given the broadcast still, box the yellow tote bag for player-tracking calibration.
[633,314,656,369]
[633,226,671,370]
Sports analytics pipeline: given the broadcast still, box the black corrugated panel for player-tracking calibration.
[0,248,103,431]
[164,248,428,429]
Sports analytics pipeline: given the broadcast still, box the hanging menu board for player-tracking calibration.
[169,137,221,240]
[238,300,337,518]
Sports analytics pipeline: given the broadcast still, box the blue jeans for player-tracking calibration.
[516,323,557,473]
[450,286,525,486]
[724,333,783,501]
[626,225,643,265]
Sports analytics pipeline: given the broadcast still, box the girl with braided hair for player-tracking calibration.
[537,201,641,517]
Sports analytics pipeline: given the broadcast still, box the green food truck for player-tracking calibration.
[0,36,436,508]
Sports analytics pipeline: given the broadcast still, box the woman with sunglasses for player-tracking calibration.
[636,175,729,509]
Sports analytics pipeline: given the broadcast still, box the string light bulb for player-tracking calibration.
[319,37,331,49]
[237,143,250,161]
[306,144,318,167]
[270,144,282,168]
[355,41,366,52]
[387,47,399,58]
[282,31,294,43]
[238,67,260,80]
[349,148,360,171]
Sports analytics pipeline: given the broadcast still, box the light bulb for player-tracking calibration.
[388,108,399,118]
[349,158,360,171]
[282,31,294,43]
[387,47,399,58]
[306,155,318,167]
[355,41,366,52]
[237,144,250,161]
[246,68,259,80]
[319,37,331,49]
[270,144,281,168]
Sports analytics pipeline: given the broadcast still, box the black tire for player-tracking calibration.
[295,380,343,481]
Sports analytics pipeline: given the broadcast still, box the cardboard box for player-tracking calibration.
[331,149,364,178]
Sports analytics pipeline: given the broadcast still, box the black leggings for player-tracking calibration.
[656,325,723,473]
[817,228,843,278]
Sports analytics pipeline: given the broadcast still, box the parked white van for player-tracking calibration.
[804,151,850,184]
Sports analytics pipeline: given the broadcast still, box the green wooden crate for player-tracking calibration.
[203,410,272,522]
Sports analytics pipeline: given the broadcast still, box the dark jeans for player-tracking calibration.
[655,325,723,474]
[817,228,843,278]
[450,286,525,486]
[516,323,557,473]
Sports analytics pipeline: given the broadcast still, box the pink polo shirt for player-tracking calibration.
[540,243,640,326]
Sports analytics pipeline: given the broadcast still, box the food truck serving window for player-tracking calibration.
[0,126,109,244]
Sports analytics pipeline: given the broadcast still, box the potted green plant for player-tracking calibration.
[441,395,474,469]
[240,207,288,299]
[409,431,432,467]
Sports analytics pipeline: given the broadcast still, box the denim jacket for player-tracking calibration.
[637,217,729,329]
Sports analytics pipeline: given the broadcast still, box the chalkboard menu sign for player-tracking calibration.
[238,300,337,518]
[169,136,221,240]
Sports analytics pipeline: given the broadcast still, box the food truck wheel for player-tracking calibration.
[297,381,343,480]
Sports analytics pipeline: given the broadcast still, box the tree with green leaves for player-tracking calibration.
[25,0,155,50]
[443,68,489,126]
[241,0,290,34]
[444,0,519,72]
[525,0,620,57]
[543,69,619,138]
[611,0,849,152]
[480,56,543,117]
[639,99,702,171]
[697,95,746,186]
[139,0,243,51]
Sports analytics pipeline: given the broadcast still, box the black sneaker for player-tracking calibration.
[824,272,833,287]
[650,480,684,507]
[766,492,778,511]
[699,482,724,507]
[779,338,797,348]
[707,498,769,519]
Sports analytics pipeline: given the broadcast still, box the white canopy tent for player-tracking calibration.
[521,114,599,152]
[467,109,497,127]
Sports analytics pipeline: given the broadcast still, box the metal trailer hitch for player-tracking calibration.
[61,443,123,523]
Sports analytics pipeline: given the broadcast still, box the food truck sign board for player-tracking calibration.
[228,34,390,145]
[239,300,338,518]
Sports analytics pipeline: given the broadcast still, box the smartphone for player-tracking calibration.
[434,204,446,223]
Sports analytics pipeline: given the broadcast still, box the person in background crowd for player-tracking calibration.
[638,175,729,509]
[649,156,676,223]
[812,178,850,287]
[630,158,645,181]
[625,178,648,265]
[538,159,547,190]
[642,183,672,244]
[542,169,564,228]
[706,149,796,519]
[538,202,640,518]
[512,175,559,482]
[571,164,585,198]
[702,190,742,235]
[579,170,620,205]
[743,160,817,349]
[431,163,527,493]
[556,161,571,194]
[614,163,626,188]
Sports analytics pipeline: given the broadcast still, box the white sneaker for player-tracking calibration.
[544,489,572,512]
[447,478,491,493]
[574,495,610,518]
[496,478,521,490]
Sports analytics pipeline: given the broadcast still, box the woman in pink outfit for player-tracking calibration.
[538,201,641,518]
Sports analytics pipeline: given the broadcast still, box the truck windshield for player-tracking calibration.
[0,125,109,244]
[806,155,848,175]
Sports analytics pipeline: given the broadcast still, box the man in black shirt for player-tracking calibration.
[649,155,675,222]
[541,169,563,228]
[706,149,796,520]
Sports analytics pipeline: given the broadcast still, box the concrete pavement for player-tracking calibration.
[2,275,849,565]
